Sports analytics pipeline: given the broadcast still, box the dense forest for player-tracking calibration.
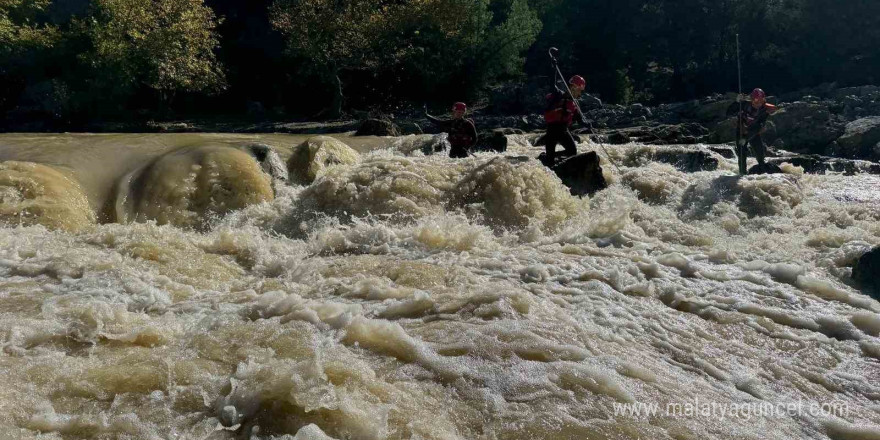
[2,0,878,127]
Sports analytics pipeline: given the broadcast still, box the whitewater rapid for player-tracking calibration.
[1,132,879,440]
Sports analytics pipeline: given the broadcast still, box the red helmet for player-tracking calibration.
[452,102,467,111]
[750,88,766,100]
[569,75,586,88]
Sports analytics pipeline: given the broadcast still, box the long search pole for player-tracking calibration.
[736,34,746,175]
[549,48,621,173]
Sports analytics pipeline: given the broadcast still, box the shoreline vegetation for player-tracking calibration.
[2,0,878,134]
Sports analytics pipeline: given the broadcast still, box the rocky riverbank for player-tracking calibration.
[8,84,879,174]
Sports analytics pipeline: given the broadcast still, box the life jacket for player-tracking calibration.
[447,118,476,149]
[544,91,576,125]
[742,103,777,133]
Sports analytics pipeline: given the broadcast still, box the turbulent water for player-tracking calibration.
[1,132,879,440]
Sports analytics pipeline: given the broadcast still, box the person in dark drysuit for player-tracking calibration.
[543,75,589,165]
[739,88,778,166]
[425,102,477,158]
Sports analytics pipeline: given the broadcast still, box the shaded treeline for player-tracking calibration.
[1,0,878,127]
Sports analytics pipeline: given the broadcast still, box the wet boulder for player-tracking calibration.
[661,95,737,125]
[355,118,400,137]
[748,163,784,175]
[768,155,829,174]
[853,247,880,297]
[640,123,709,145]
[829,159,880,175]
[474,129,508,153]
[769,102,845,153]
[607,131,631,145]
[709,146,736,159]
[246,143,289,183]
[626,103,652,118]
[288,136,360,185]
[708,117,738,143]
[580,94,603,111]
[768,155,880,175]
[834,117,880,161]
[398,121,423,136]
[653,149,718,172]
[540,152,607,196]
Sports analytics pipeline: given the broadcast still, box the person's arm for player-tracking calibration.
[424,105,447,127]
[425,113,443,124]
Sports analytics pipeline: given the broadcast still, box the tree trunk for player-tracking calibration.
[328,73,343,119]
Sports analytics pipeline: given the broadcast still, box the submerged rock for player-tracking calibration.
[473,129,509,153]
[769,155,829,174]
[607,131,631,145]
[853,247,880,297]
[115,146,274,230]
[768,155,880,175]
[709,146,736,159]
[355,118,400,137]
[653,149,718,172]
[748,163,784,175]
[0,161,96,231]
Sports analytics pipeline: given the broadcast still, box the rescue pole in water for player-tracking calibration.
[548,47,621,173]
[735,34,747,175]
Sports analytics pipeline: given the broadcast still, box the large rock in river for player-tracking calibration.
[288,136,360,185]
[546,152,607,196]
[355,119,400,137]
[853,247,880,297]
[834,117,880,161]
[769,102,845,154]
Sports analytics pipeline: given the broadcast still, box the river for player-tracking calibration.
[1,132,879,439]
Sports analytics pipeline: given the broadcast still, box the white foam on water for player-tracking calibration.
[1,136,879,439]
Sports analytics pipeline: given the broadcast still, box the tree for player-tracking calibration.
[0,0,58,56]
[479,0,542,82]
[0,0,62,119]
[82,0,226,107]
[270,0,389,117]
[270,0,541,114]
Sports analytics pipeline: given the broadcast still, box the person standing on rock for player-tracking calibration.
[739,88,778,166]
[542,75,589,165]
[425,102,478,158]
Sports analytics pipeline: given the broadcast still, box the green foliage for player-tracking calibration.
[269,0,541,106]
[83,0,225,95]
[481,0,542,80]
[0,0,59,58]
[2,0,879,123]
[269,0,385,72]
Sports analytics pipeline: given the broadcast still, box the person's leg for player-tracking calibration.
[750,135,766,165]
[545,127,560,163]
[560,128,578,157]
[449,144,468,158]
